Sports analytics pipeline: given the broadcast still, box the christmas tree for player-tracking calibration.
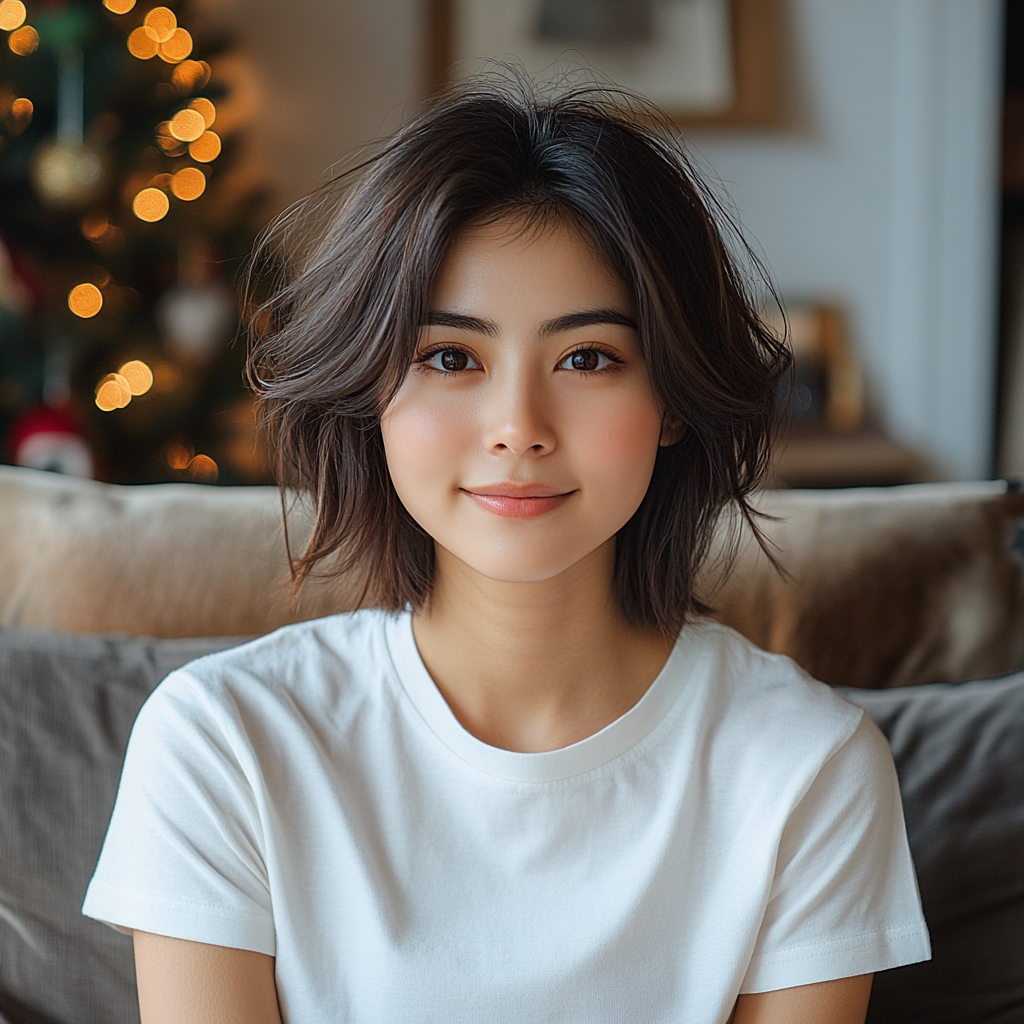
[0,0,269,484]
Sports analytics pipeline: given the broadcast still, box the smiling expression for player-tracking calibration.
[380,216,667,585]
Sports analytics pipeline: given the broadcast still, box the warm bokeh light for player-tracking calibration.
[188,97,216,128]
[171,166,206,200]
[155,120,186,155]
[95,373,132,411]
[132,186,169,222]
[188,454,218,482]
[118,359,154,396]
[68,283,104,318]
[149,171,173,191]
[8,24,38,55]
[0,0,26,31]
[158,27,192,62]
[102,0,136,12]
[81,213,109,241]
[164,442,193,470]
[143,6,176,43]
[169,107,205,142]
[127,25,158,59]
[171,59,210,93]
[10,96,31,120]
[188,130,221,163]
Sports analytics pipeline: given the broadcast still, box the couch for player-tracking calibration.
[1,465,1022,1023]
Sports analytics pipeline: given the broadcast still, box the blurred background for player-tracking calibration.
[0,0,1018,488]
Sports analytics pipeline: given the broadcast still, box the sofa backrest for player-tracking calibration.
[3,465,1023,688]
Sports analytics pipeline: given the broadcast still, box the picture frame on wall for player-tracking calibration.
[426,0,786,130]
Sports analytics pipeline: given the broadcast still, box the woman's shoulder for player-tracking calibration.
[679,617,870,767]
[145,608,403,729]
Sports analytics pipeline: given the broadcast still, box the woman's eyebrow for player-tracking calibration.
[539,308,637,336]
[421,308,637,336]
[422,310,498,336]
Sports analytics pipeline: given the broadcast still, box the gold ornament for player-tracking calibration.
[32,139,105,209]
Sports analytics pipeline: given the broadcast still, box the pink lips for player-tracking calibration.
[462,484,574,519]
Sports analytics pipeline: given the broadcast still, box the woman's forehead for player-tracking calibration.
[432,215,633,315]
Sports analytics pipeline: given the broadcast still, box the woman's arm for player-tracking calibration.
[134,931,282,1024]
[733,974,873,1024]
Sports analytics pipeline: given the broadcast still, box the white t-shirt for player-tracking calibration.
[84,610,929,1023]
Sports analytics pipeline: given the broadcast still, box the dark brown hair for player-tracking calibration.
[246,74,790,635]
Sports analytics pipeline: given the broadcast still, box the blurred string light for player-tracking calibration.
[171,59,211,93]
[8,23,37,54]
[159,28,192,62]
[0,0,26,31]
[169,107,205,141]
[144,6,176,42]
[155,119,186,155]
[171,166,205,200]
[94,360,153,411]
[124,9,193,65]
[189,130,220,162]
[95,372,130,410]
[103,0,136,13]
[119,359,153,395]
[162,444,219,482]
[164,441,192,469]
[68,282,103,318]
[127,25,158,59]
[187,454,218,482]
[5,94,33,134]
[189,97,215,128]
[132,186,169,222]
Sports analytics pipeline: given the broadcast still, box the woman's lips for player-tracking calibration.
[462,487,574,519]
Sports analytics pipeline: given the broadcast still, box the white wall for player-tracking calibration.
[203,0,1003,479]
[691,0,1003,480]
[196,0,425,207]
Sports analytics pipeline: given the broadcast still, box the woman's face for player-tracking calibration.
[380,216,666,584]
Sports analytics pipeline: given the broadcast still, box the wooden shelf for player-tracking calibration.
[768,431,933,489]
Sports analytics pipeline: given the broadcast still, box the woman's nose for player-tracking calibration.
[481,374,556,457]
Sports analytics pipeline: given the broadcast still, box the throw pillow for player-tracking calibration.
[0,629,243,1024]
[843,675,1024,1024]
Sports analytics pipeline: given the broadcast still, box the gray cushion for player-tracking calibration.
[0,630,242,1024]
[843,675,1024,1024]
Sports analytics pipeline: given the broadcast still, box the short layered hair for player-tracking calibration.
[246,76,790,636]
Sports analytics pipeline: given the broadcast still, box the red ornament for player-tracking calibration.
[8,404,93,478]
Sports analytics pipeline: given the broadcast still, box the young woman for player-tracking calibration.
[84,80,930,1023]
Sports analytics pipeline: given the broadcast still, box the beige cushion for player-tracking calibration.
[0,466,350,639]
[2,466,1022,688]
[702,482,1024,688]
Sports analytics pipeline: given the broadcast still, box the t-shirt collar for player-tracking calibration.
[383,610,708,784]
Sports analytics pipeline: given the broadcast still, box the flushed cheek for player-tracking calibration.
[381,392,475,503]
[565,393,662,506]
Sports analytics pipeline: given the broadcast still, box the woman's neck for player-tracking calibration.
[411,539,675,753]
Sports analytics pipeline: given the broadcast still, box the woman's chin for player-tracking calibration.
[436,538,612,588]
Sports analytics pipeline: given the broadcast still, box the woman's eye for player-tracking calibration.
[424,349,479,372]
[560,349,614,372]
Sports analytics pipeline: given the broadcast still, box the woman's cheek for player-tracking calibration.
[573,390,662,500]
[382,391,471,505]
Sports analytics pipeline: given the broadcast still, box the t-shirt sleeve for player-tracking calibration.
[81,670,276,955]
[740,712,931,994]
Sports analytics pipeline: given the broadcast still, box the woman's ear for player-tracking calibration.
[659,415,686,447]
